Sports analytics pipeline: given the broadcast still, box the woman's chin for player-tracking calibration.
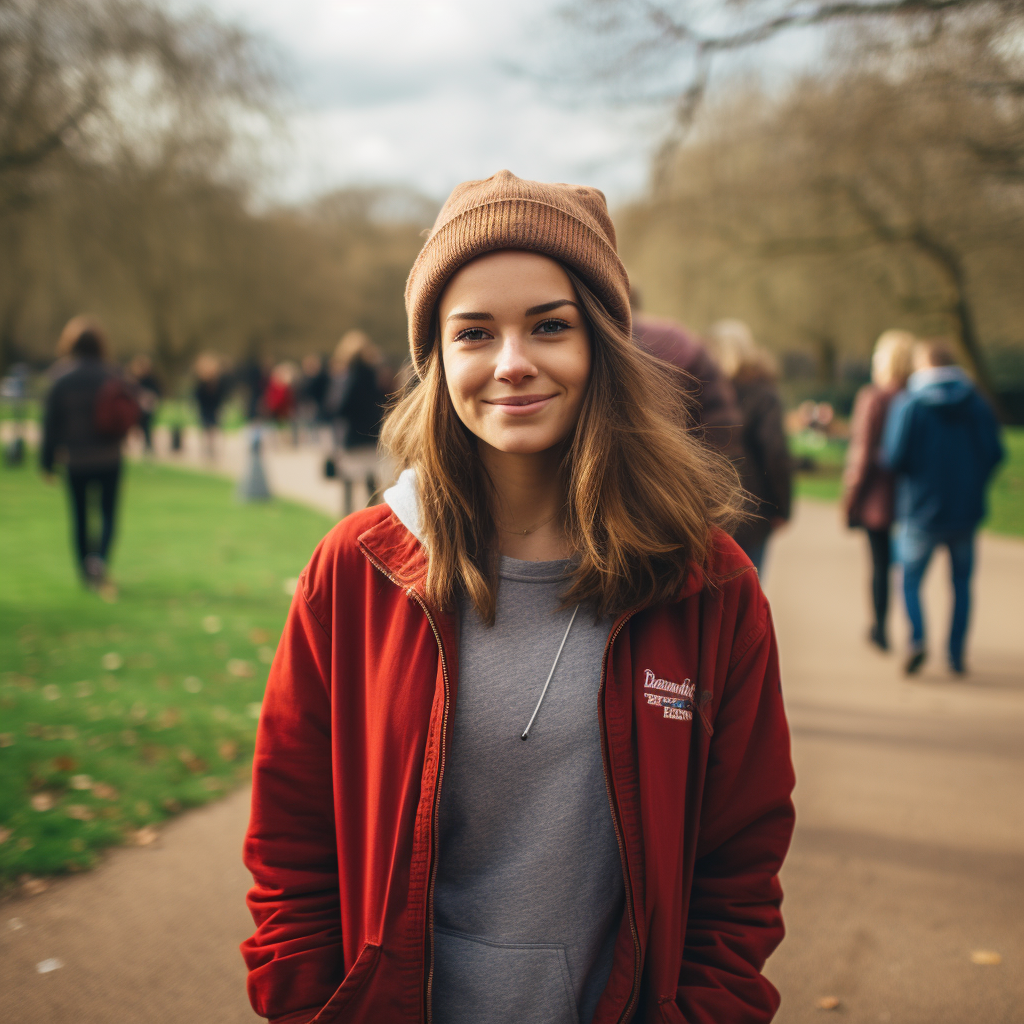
[478,431,568,458]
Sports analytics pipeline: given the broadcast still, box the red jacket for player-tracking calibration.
[241,504,795,1024]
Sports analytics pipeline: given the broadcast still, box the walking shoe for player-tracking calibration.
[949,657,967,676]
[83,555,106,587]
[868,625,889,652]
[904,646,926,675]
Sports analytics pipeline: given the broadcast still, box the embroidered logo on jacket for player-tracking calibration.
[643,669,694,721]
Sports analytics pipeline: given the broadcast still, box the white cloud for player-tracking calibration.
[181,0,660,204]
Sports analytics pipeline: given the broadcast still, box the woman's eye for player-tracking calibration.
[454,328,491,342]
[535,319,570,335]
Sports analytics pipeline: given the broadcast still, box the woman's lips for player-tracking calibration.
[484,394,558,415]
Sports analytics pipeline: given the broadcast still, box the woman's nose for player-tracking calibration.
[494,335,537,384]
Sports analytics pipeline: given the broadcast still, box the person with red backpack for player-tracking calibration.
[41,318,139,587]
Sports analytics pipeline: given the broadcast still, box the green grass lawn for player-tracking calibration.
[791,426,1024,538]
[0,459,334,888]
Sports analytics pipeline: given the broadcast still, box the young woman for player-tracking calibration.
[842,330,915,651]
[241,172,795,1024]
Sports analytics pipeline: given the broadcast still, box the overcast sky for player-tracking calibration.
[194,0,670,205]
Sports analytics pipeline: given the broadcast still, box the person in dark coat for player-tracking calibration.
[193,352,231,459]
[41,319,124,586]
[632,306,743,459]
[326,330,388,515]
[129,353,162,454]
[842,330,916,651]
[882,340,1004,676]
[707,320,793,576]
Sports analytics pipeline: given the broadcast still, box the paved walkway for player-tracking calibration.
[2,440,1022,1023]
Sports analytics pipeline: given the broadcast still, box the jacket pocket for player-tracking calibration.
[309,942,381,1023]
[432,927,580,1024]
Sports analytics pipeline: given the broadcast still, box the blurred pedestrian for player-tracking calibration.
[842,330,916,651]
[41,318,139,587]
[193,352,230,460]
[707,319,793,576]
[263,361,299,442]
[326,330,387,513]
[882,340,1005,675]
[297,353,330,442]
[631,294,743,457]
[236,354,267,422]
[243,171,794,1024]
[128,354,161,454]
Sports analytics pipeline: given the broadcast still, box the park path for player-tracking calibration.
[2,437,1022,1024]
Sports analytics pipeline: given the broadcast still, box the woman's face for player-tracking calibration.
[438,250,591,457]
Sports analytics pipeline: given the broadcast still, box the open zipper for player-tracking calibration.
[598,610,643,1024]
[358,545,451,1024]
[362,543,641,1023]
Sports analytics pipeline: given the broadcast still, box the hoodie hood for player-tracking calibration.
[908,365,974,407]
[382,467,424,544]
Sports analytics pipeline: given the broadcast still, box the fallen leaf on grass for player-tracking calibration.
[0,733,14,747]
[177,748,207,773]
[70,774,93,790]
[101,652,123,671]
[156,707,181,729]
[816,997,841,1011]
[42,684,61,701]
[227,659,253,678]
[249,628,270,644]
[53,755,78,772]
[183,676,203,693]
[218,740,238,762]
[74,681,93,697]
[970,950,1002,965]
[65,805,94,821]
[30,793,55,812]
[202,615,222,634]
[92,782,119,800]
[257,646,274,664]
[132,826,159,846]
[0,827,11,844]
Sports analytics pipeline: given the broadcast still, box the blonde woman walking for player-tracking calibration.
[843,330,916,651]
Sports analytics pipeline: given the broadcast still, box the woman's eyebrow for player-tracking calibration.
[445,311,494,323]
[525,299,579,316]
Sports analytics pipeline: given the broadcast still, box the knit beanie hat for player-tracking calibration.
[404,170,631,377]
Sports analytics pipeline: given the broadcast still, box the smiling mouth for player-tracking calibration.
[485,394,558,407]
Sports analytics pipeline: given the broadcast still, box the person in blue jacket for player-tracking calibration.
[881,339,1004,675]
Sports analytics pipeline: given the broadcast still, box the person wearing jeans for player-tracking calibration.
[882,340,1004,675]
[897,525,974,673]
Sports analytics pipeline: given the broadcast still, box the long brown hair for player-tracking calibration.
[381,265,744,624]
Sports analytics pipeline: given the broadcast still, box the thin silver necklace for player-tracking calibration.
[521,603,580,741]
